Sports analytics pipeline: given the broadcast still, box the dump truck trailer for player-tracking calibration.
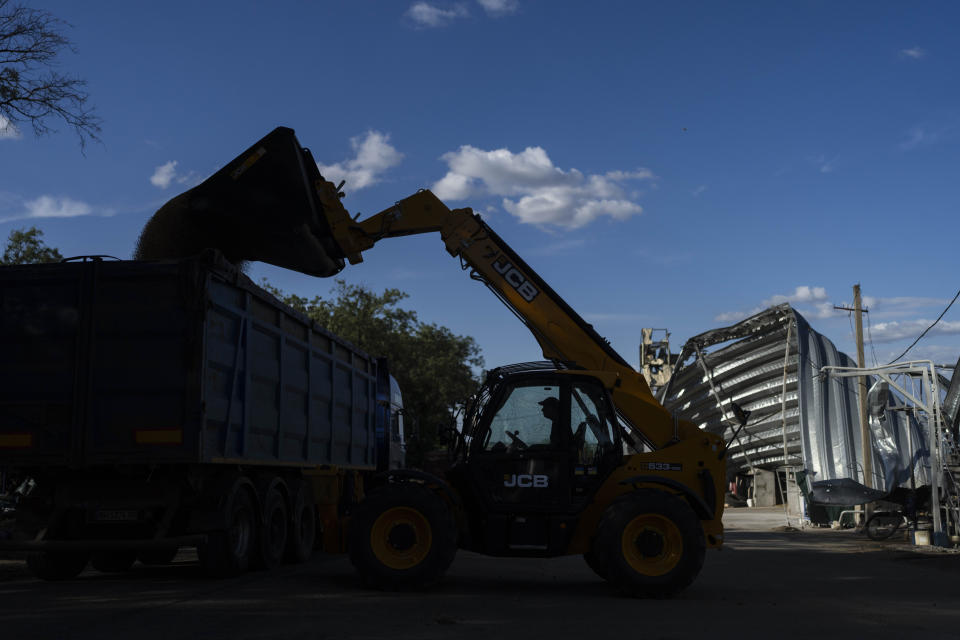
[0,252,401,578]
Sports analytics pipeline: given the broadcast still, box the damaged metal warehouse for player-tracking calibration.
[647,304,960,544]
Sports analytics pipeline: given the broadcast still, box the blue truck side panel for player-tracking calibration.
[0,254,377,469]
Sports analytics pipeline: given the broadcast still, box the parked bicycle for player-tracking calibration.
[865,511,908,540]
[863,486,929,541]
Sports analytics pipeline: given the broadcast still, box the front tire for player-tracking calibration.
[593,490,705,597]
[348,484,457,589]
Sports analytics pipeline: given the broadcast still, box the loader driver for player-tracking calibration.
[537,397,566,448]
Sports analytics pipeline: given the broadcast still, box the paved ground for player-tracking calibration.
[2,507,960,639]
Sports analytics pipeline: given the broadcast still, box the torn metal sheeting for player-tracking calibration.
[660,304,929,506]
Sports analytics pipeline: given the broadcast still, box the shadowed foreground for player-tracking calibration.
[2,508,958,639]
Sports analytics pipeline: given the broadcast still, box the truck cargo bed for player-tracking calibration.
[0,253,377,469]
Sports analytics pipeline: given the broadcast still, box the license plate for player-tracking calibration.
[93,510,140,522]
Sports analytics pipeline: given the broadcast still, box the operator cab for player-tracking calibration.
[449,362,622,556]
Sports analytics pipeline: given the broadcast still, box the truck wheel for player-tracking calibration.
[138,548,179,565]
[593,490,705,597]
[26,551,89,581]
[91,551,137,573]
[285,482,316,564]
[583,550,608,580]
[348,484,457,589]
[251,486,288,571]
[199,488,256,577]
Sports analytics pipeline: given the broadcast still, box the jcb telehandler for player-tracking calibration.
[136,126,728,596]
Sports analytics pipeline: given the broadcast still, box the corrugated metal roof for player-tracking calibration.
[660,304,928,505]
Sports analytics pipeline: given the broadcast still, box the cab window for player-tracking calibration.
[569,381,616,464]
[483,384,561,452]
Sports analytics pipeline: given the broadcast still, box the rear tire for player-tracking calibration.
[26,551,89,581]
[593,490,705,597]
[348,484,457,589]
[199,487,257,577]
[251,486,288,571]
[865,512,903,541]
[91,551,137,573]
[285,482,316,564]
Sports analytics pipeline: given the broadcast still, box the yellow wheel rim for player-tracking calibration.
[621,513,683,576]
[370,506,433,570]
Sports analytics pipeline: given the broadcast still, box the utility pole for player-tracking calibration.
[834,285,873,522]
[853,285,872,497]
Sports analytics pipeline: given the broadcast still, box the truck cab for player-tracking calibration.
[375,358,407,471]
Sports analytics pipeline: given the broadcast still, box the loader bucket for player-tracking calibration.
[139,126,346,277]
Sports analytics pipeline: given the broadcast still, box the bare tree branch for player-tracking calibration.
[0,0,101,150]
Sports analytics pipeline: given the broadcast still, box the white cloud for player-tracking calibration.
[0,194,111,224]
[899,125,949,151]
[888,344,959,365]
[715,286,834,323]
[763,286,828,307]
[868,319,960,343]
[814,154,838,173]
[477,0,518,15]
[714,310,752,324]
[0,115,21,140]
[900,46,926,59]
[433,145,653,228]
[692,185,707,197]
[861,295,949,318]
[0,195,93,223]
[317,131,404,191]
[25,196,92,219]
[406,2,469,27]
[150,161,179,188]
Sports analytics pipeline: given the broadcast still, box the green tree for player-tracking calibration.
[1,225,62,264]
[263,279,484,463]
[0,0,101,148]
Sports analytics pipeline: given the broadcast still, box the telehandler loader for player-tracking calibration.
[136,126,728,596]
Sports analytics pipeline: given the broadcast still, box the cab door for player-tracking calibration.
[470,377,572,512]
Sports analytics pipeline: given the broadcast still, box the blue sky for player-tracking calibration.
[2,1,959,372]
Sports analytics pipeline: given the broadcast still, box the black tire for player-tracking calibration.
[593,490,705,597]
[91,551,137,573]
[199,487,257,577]
[348,484,457,589]
[285,482,316,564]
[138,548,179,565]
[583,550,608,580]
[26,551,89,581]
[865,512,903,541]
[251,486,288,571]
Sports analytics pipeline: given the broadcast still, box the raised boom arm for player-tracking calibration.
[313,184,692,447]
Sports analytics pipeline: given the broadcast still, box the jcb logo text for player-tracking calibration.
[504,474,549,488]
[492,258,539,303]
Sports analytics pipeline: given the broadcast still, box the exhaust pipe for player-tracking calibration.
[135,126,347,277]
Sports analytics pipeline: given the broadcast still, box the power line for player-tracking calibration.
[888,286,960,365]
[865,311,879,367]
